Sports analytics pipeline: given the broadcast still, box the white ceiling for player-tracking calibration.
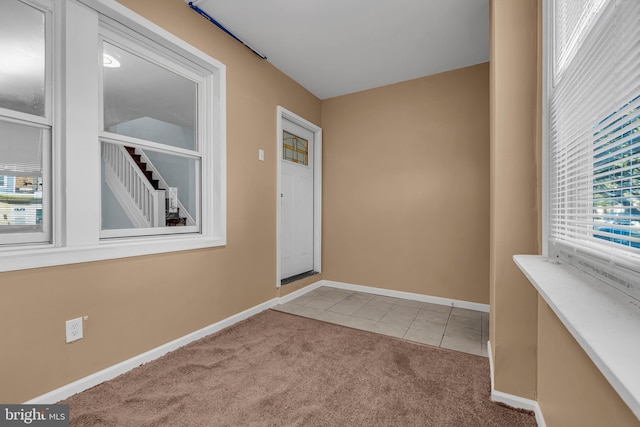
[190,0,490,100]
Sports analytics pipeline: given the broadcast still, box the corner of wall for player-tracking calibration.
[489,0,540,400]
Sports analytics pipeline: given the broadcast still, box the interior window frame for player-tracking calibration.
[0,0,54,246]
[0,0,227,273]
[97,24,205,238]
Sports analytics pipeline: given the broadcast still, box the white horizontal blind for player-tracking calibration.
[553,0,608,80]
[549,0,640,288]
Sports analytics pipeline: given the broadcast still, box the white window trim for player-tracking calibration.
[0,0,53,246]
[97,23,205,238]
[515,0,640,419]
[515,255,640,420]
[545,0,640,296]
[0,0,226,273]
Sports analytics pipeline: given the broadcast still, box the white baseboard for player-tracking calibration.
[320,280,490,313]
[487,341,546,427]
[533,404,546,427]
[25,297,280,404]
[278,280,323,304]
[25,279,489,404]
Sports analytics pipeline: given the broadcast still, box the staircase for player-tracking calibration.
[102,143,191,228]
[124,147,187,227]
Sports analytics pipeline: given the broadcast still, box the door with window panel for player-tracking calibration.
[99,34,203,238]
[280,119,314,280]
[0,0,52,245]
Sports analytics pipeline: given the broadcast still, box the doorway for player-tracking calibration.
[277,107,322,286]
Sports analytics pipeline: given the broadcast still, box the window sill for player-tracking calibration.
[0,235,225,273]
[514,254,640,419]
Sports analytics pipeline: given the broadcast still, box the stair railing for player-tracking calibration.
[102,143,166,228]
[135,150,196,227]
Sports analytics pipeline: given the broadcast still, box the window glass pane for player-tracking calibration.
[101,142,198,230]
[283,130,308,166]
[550,0,640,256]
[554,0,608,79]
[0,120,44,232]
[0,1,46,117]
[592,95,640,249]
[103,43,197,151]
[143,149,198,223]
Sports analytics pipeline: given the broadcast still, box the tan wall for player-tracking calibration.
[3,0,633,420]
[321,64,490,304]
[489,0,539,399]
[538,298,640,427]
[0,0,321,403]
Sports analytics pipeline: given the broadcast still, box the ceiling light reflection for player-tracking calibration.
[103,53,120,68]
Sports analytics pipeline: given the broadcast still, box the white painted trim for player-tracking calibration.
[490,386,540,414]
[515,254,640,420]
[487,342,545,427]
[25,279,495,405]
[0,0,227,273]
[488,339,495,391]
[25,297,279,404]
[278,280,323,304]
[320,280,490,312]
[276,106,322,287]
[534,404,547,427]
[26,279,323,404]
[541,0,551,259]
[80,0,226,71]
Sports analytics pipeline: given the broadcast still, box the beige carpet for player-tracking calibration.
[63,310,536,426]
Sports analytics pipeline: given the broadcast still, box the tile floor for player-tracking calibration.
[274,286,489,357]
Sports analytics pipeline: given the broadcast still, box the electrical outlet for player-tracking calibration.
[65,317,83,343]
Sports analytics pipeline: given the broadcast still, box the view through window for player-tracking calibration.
[0,0,50,244]
[549,0,640,297]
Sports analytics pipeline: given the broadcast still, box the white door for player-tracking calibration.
[280,118,314,279]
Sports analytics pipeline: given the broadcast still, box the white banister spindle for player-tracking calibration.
[102,144,165,228]
[133,150,195,227]
[153,190,166,226]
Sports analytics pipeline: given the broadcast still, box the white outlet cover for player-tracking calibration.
[65,317,83,343]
